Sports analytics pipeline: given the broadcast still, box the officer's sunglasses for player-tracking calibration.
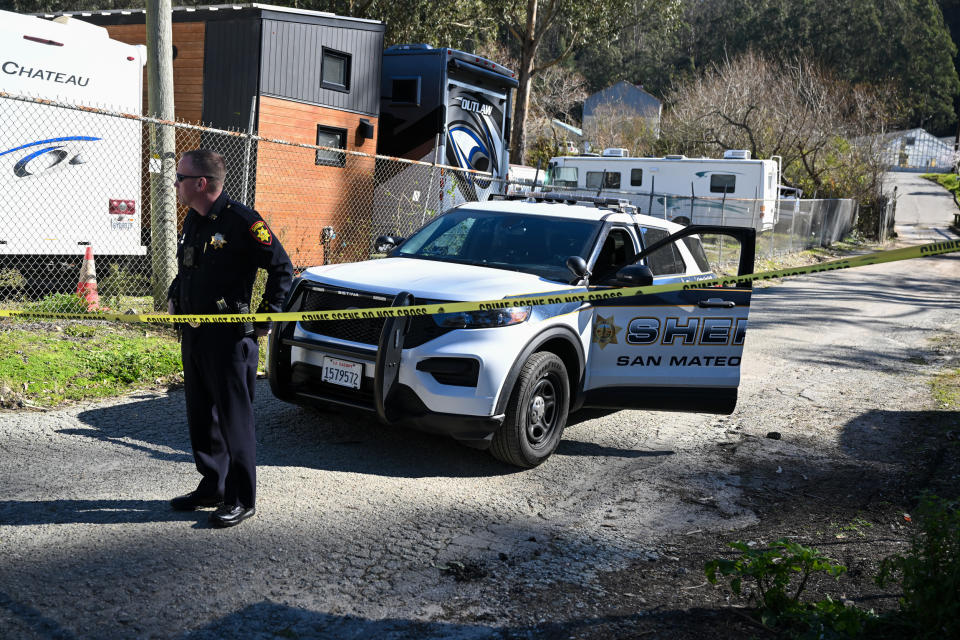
[174,173,215,183]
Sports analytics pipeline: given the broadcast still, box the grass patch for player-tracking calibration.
[921,173,959,198]
[0,320,181,408]
[931,368,960,412]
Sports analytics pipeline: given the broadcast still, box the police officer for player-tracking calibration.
[167,149,293,528]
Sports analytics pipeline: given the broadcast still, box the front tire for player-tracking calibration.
[491,352,569,468]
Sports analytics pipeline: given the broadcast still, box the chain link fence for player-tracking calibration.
[527,184,857,255]
[0,92,862,315]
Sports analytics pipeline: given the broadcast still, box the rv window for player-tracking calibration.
[630,168,643,187]
[710,174,736,194]
[321,48,351,92]
[586,171,621,190]
[315,125,347,168]
[639,226,686,275]
[549,166,578,188]
[392,77,421,105]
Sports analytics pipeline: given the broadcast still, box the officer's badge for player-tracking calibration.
[592,314,621,350]
[250,220,273,245]
[209,233,227,249]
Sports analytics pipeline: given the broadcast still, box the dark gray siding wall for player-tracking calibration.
[202,18,262,130]
[259,19,383,116]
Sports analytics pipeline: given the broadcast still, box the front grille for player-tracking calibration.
[300,287,392,345]
[298,284,456,347]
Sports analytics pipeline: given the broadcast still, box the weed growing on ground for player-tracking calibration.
[705,539,853,629]
[708,495,960,638]
[877,494,960,640]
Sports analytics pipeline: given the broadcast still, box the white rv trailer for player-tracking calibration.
[0,10,146,282]
[545,149,781,230]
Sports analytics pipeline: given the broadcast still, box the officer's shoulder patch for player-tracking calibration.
[250,220,273,245]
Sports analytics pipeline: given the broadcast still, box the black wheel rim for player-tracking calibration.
[526,374,559,447]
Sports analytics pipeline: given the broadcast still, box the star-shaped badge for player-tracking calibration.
[210,233,227,249]
[249,220,273,245]
[592,314,622,349]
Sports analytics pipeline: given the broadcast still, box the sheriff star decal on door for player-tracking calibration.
[592,314,621,349]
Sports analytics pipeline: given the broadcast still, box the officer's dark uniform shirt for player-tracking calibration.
[168,191,293,320]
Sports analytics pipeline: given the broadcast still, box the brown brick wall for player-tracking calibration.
[255,96,378,267]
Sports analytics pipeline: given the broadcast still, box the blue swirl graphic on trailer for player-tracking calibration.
[448,125,492,173]
[444,86,504,201]
[0,136,101,177]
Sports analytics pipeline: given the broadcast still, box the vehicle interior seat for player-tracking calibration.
[592,232,635,282]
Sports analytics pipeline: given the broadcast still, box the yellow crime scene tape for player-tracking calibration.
[0,239,957,325]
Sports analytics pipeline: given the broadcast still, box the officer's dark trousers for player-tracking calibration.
[181,325,259,508]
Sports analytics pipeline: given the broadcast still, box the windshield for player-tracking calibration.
[545,164,578,188]
[396,208,601,281]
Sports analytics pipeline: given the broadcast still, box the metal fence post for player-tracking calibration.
[648,175,655,216]
[719,191,726,265]
[422,133,440,225]
[242,95,256,206]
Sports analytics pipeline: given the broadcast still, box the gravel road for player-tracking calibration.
[1,174,958,639]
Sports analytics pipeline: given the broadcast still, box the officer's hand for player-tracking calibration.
[167,299,175,315]
[255,327,270,339]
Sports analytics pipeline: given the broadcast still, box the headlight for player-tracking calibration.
[433,306,532,328]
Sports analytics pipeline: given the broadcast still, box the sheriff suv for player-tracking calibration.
[269,195,756,467]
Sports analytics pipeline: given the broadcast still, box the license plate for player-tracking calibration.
[321,356,363,389]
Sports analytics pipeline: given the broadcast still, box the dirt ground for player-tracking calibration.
[497,350,960,640]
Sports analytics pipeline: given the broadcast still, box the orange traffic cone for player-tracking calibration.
[76,246,99,310]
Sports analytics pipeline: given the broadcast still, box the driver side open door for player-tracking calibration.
[583,225,756,414]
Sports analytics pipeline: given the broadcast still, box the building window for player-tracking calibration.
[316,125,347,167]
[391,77,421,106]
[321,48,351,92]
[630,168,643,187]
[710,173,736,193]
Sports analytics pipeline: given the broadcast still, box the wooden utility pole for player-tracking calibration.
[146,0,177,309]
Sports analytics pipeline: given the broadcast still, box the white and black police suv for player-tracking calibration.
[269,195,756,467]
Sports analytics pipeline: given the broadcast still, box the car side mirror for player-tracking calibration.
[565,256,590,283]
[374,235,403,253]
[614,264,654,287]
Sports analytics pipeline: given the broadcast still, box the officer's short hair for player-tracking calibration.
[183,149,226,192]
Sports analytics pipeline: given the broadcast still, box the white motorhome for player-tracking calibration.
[0,10,147,283]
[545,149,781,230]
[505,163,543,195]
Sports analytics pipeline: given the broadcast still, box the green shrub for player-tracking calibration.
[25,293,92,315]
[705,539,879,637]
[877,494,960,639]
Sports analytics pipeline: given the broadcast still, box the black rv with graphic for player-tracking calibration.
[375,44,516,229]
